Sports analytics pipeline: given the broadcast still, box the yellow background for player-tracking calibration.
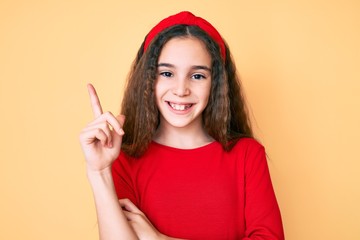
[1,0,359,239]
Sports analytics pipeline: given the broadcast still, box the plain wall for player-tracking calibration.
[0,0,359,239]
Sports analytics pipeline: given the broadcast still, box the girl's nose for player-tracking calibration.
[172,78,190,97]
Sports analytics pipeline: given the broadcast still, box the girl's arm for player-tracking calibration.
[243,143,284,239]
[120,199,186,240]
[88,169,138,240]
[80,84,138,240]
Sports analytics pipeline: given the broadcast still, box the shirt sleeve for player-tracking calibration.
[242,142,285,240]
[111,152,138,205]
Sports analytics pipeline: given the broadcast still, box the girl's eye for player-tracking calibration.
[192,74,206,80]
[160,72,173,78]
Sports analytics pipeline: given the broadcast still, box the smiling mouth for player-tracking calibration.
[167,101,193,111]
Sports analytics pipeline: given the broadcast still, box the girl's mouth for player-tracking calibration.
[167,101,193,111]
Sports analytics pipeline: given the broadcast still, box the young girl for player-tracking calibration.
[80,11,284,240]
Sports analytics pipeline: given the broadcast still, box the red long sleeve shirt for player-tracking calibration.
[112,138,284,239]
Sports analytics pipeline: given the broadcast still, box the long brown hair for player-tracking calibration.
[120,25,253,157]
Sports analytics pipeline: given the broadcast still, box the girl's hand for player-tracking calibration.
[79,84,125,173]
[120,199,167,240]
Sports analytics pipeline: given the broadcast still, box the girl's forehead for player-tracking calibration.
[158,37,211,65]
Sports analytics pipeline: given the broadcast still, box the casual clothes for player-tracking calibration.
[112,138,284,239]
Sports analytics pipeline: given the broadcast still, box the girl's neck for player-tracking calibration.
[153,122,214,149]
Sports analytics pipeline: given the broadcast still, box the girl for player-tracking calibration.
[80,11,284,240]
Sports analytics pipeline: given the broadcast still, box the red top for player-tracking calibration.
[112,138,284,239]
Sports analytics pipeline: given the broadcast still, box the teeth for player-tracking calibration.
[169,102,192,111]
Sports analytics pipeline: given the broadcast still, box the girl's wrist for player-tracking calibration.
[86,165,112,175]
[86,166,113,184]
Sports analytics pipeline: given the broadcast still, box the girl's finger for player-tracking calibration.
[116,114,126,127]
[87,83,103,118]
[122,209,135,221]
[119,199,142,214]
[122,208,145,224]
[80,128,109,147]
[87,111,124,136]
[82,122,113,147]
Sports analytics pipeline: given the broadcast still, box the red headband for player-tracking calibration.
[144,11,226,60]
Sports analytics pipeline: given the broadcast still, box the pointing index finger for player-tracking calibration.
[87,83,103,118]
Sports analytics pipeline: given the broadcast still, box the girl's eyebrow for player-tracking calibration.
[157,63,211,72]
[157,63,175,68]
[192,65,211,72]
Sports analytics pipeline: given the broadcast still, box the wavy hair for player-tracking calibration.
[120,25,253,157]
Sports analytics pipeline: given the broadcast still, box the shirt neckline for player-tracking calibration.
[150,140,219,152]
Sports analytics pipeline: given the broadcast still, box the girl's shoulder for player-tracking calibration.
[226,137,267,165]
[231,137,264,152]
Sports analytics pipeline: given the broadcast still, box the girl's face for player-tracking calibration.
[155,37,212,130]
